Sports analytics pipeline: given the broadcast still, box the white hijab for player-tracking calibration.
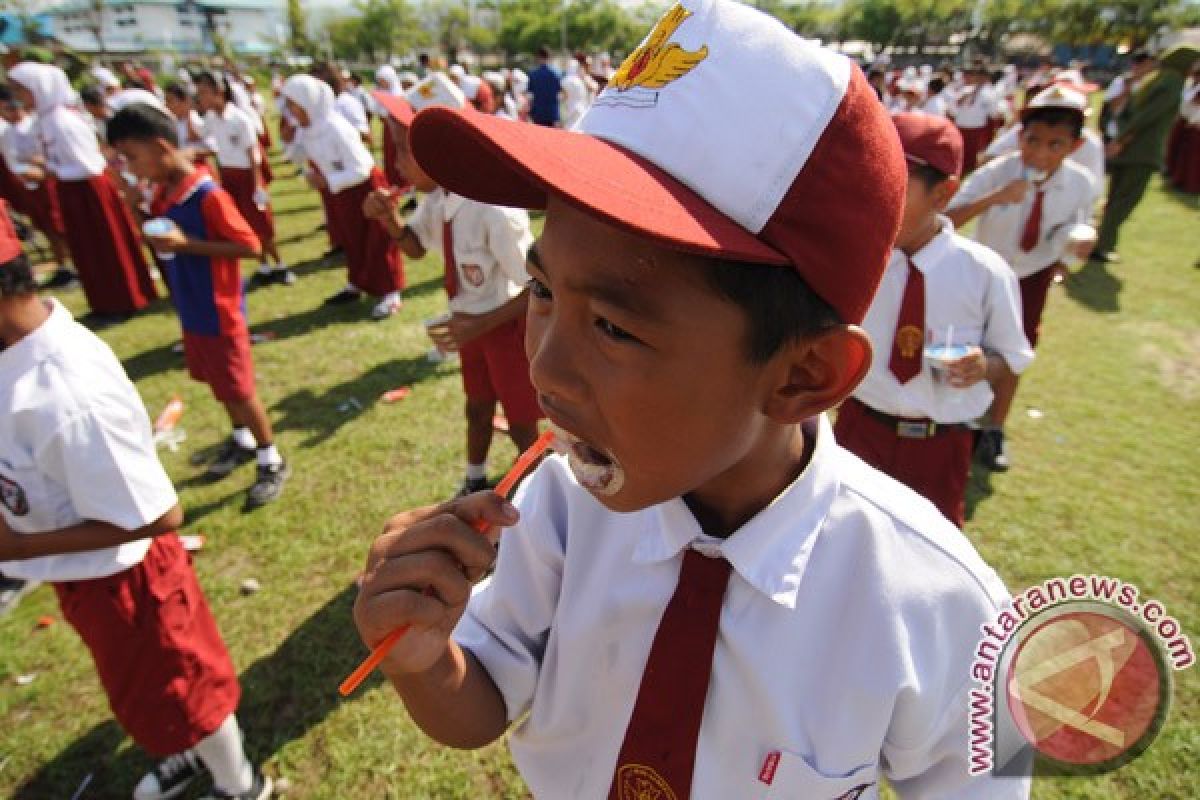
[9,62,76,113]
[281,74,374,191]
[375,65,401,95]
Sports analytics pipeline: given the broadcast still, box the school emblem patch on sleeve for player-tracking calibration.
[0,473,29,516]
[597,3,707,109]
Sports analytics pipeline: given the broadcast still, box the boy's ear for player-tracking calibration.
[932,176,961,211]
[1070,136,1084,154]
[763,325,872,423]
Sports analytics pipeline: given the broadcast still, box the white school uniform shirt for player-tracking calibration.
[949,151,1093,277]
[301,118,374,193]
[983,125,1105,210]
[408,188,533,315]
[176,109,213,153]
[37,106,108,180]
[2,115,42,179]
[951,84,1000,128]
[920,92,949,117]
[0,301,178,583]
[854,222,1034,423]
[202,102,259,170]
[455,416,1030,799]
[336,91,370,136]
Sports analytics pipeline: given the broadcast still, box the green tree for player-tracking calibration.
[288,0,315,56]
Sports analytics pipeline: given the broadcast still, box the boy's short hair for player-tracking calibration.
[192,70,231,100]
[79,85,105,107]
[0,84,14,105]
[164,81,192,101]
[927,77,945,95]
[536,46,550,60]
[0,253,35,297]
[1022,106,1083,139]
[908,162,951,190]
[107,102,180,147]
[703,259,841,363]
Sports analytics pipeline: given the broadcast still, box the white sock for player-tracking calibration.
[232,426,257,450]
[193,714,253,795]
[381,290,401,305]
[466,463,487,481]
[346,282,359,293]
[257,444,283,467]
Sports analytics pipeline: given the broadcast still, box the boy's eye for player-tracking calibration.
[595,316,638,343]
[527,276,552,301]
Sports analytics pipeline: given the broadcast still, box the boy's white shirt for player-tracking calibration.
[407,188,533,315]
[854,220,1034,423]
[949,151,1093,277]
[201,103,258,169]
[983,125,1105,211]
[0,300,177,582]
[1,115,41,177]
[455,416,1030,799]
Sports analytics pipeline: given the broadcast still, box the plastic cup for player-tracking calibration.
[142,217,178,261]
[1063,223,1097,267]
[923,343,970,386]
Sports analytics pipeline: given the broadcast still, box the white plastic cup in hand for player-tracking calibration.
[423,312,458,355]
[1063,223,1097,266]
[142,217,178,262]
[924,343,970,387]
[252,187,270,210]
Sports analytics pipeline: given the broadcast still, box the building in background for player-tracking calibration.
[47,0,284,55]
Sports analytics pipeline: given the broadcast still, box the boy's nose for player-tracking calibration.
[527,317,589,408]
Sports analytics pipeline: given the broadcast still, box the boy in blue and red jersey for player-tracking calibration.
[108,103,290,507]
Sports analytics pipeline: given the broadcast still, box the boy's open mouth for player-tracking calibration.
[547,422,625,496]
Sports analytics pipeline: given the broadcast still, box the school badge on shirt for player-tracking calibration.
[597,3,707,110]
[615,763,677,800]
[461,263,485,287]
[0,472,29,516]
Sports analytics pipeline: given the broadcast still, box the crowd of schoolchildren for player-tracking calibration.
[0,4,1196,796]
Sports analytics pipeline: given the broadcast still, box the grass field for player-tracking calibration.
[0,124,1196,799]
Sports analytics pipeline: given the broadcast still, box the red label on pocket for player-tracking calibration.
[759,750,781,785]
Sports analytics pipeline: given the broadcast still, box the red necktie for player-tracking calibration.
[442,219,458,298]
[1020,187,1044,252]
[888,257,925,384]
[608,549,732,800]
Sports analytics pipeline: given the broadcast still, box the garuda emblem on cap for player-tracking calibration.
[600,3,707,107]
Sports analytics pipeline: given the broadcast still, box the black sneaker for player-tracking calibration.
[975,429,1011,472]
[272,269,297,286]
[206,438,257,478]
[200,768,273,800]
[41,268,80,289]
[0,574,37,616]
[247,461,291,507]
[455,476,492,498]
[324,287,362,305]
[248,270,275,288]
[133,749,206,800]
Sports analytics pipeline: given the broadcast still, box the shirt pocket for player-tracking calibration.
[762,750,878,800]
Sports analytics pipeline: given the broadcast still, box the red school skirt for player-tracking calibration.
[328,168,404,296]
[21,178,65,238]
[957,125,994,174]
[53,534,241,756]
[379,121,410,191]
[53,173,157,314]
[1167,121,1200,194]
[220,166,275,244]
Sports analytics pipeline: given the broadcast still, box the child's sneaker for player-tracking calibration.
[371,295,402,320]
[455,476,491,498]
[200,768,273,800]
[206,438,257,478]
[133,749,206,800]
[0,573,37,616]
[247,461,291,507]
[272,269,297,286]
[975,429,1011,472]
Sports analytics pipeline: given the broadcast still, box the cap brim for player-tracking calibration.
[409,107,789,266]
[372,90,414,126]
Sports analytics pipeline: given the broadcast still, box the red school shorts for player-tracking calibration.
[834,397,974,528]
[52,534,241,756]
[183,330,256,404]
[1018,264,1059,349]
[459,317,542,425]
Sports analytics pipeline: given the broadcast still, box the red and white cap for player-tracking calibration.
[0,199,22,264]
[373,73,466,128]
[1022,84,1090,119]
[409,0,905,324]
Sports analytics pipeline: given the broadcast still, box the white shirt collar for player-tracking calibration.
[632,415,839,609]
[906,216,956,275]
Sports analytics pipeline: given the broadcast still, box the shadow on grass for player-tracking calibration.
[273,204,322,218]
[1064,258,1123,313]
[11,585,372,800]
[965,459,997,522]
[122,342,181,384]
[270,355,442,448]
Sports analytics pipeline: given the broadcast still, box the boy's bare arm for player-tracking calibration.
[354,494,517,749]
[0,503,184,561]
[946,178,1028,228]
